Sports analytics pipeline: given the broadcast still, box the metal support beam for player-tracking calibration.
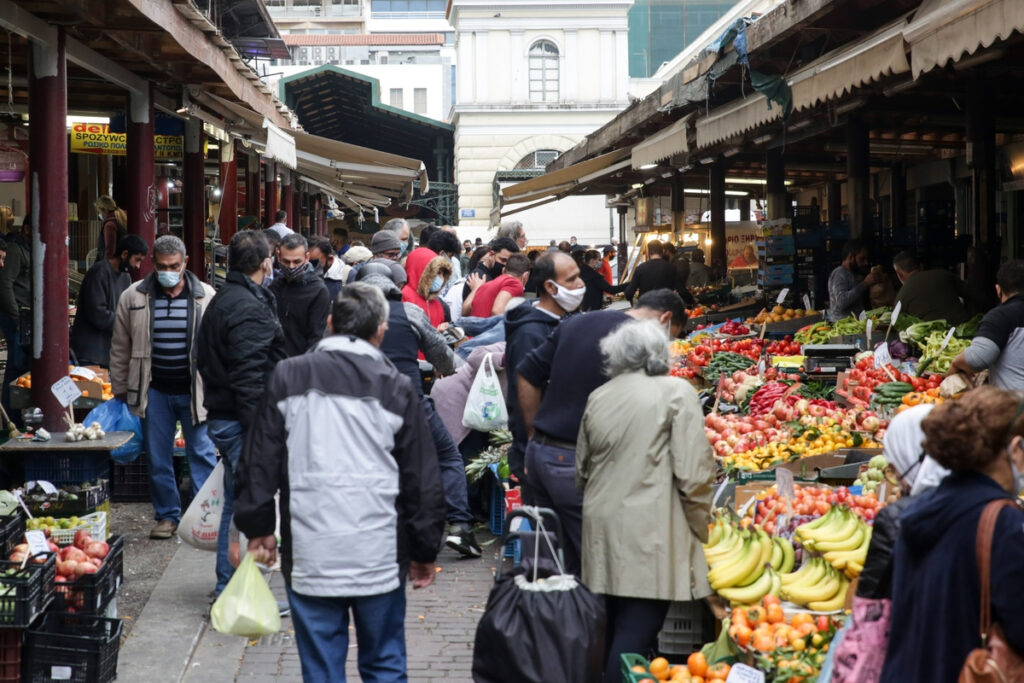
[264,160,278,227]
[710,158,727,275]
[292,182,302,235]
[966,80,999,305]
[184,117,205,281]
[828,180,842,226]
[846,113,870,239]
[245,151,261,220]
[219,141,238,243]
[766,149,787,220]
[670,171,684,234]
[280,169,293,230]
[28,30,69,432]
[891,162,907,234]
[127,86,156,275]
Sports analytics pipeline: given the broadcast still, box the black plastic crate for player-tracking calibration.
[0,513,25,559]
[52,537,122,617]
[109,461,148,503]
[0,553,55,628]
[0,628,22,683]
[22,453,110,488]
[25,613,121,683]
[24,481,109,517]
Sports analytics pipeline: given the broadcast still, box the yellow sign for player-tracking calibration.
[70,122,183,159]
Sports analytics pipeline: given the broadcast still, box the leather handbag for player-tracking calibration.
[959,498,1024,683]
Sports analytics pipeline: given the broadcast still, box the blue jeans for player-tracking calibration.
[456,315,505,360]
[524,438,583,576]
[142,387,217,523]
[207,418,244,594]
[287,582,407,683]
[458,315,503,337]
[422,396,473,527]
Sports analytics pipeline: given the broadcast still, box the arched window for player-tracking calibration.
[528,40,559,103]
[514,150,560,171]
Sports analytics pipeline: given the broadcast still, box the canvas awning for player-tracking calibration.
[696,94,783,149]
[631,114,693,169]
[904,0,1024,78]
[500,148,633,205]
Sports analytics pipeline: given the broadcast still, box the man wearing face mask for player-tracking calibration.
[516,289,688,574]
[110,235,219,540]
[270,233,331,357]
[828,239,882,322]
[71,234,149,367]
[197,230,286,596]
[381,217,412,262]
[307,235,347,301]
[504,251,583,488]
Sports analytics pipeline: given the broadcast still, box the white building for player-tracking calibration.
[448,0,634,245]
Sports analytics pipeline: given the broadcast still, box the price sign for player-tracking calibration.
[69,366,97,381]
[890,301,902,329]
[874,343,893,369]
[726,663,766,683]
[25,480,57,495]
[940,327,956,352]
[802,294,811,311]
[757,359,766,375]
[25,530,48,557]
[776,288,790,305]
[865,319,873,349]
[50,377,81,408]
[713,479,731,507]
[859,310,867,321]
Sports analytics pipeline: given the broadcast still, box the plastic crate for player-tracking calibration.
[25,481,109,517]
[621,654,658,682]
[657,601,712,656]
[52,537,122,616]
[22,453,110,489]
[488,464,505,536]
[109,461,148,503]
[48,512,107,547]
[25,613,122,683]
[0,513,25,559]
[0,553,55,628]
[0,629,22,683]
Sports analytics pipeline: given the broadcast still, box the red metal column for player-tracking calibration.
[292,182,302,234]
[28,30,69,431]
[183,118,205,281]
[264,160,278,226]
[218,141,237,242]
[314,196,323,235]
[245,151,261,219]
[280,170,293,229]
[127,85,156,276]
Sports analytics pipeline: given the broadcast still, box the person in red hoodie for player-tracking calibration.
[402,247,453,329]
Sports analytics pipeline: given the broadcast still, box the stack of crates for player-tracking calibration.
[656,601,715,656]
[756,220,795,290]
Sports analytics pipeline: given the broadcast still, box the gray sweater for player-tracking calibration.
[828,265,866,322]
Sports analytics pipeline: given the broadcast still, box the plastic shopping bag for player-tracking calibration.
[178,461,224,551]
[462,353,508,432]
[83,399,143,463]
[210,554,281,637]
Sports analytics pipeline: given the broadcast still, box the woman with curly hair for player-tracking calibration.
[880,386,1024,682]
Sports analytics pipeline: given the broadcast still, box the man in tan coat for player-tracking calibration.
[110,235,218,540]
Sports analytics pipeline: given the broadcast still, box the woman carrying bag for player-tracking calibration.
[880,387,1024,682]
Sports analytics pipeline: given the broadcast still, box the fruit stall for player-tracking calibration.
[620,304,979,682]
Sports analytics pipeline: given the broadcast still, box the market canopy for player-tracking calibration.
[631,114,693,170]
[903,0,1024,78]
[500,148,633,206]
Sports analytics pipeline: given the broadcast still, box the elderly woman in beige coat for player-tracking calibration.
[576,319,715,683]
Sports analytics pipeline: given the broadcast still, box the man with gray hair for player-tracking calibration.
[270,233,331,357]
[235,282,445,681]
[497,220,527,249]
[110,234,219,540]
[381,217,411,260]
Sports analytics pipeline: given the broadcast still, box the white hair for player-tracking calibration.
[600,319,670,378]
[497,220,524,241]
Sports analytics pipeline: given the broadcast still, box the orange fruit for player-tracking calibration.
[707,663,731,680]
[649,657,670,680]
[734,624,752,648]
[632,665,647,673]
[762,594,781,608]
[746,606,767,625]
[687,652,708,677]
[753,633,775,652]
[791,612,813,627]
[766,604,785,624]
[691,678,705,683]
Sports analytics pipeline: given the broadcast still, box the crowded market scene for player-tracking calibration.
[1,0,1024,681]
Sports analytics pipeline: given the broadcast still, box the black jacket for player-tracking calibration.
[197,271,286,429]
[234,335,445,589]
[855,496,913,600]
[504,302,560,473]
[623,257,676,303]
[270,263,331,357]
[70,260,131,366]
[881,473,1024,682]
[580,264,626,312]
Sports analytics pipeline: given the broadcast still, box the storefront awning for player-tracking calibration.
[904,0,1024,78]
[501,148,633,205]
[631,114,693,169]
[696,94,783,149]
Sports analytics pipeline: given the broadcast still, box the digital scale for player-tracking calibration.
[801,344,859,375]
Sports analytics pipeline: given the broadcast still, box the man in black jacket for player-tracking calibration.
[71,235,148,366]
[623,240,676,305]
[235,282,444,682]
[504,251,583,488]
[360,266,481,558]
[270,233,331,357]
[197,230,286,596]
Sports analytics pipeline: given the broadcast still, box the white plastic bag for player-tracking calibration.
[462,353,508,432]
[210,554,281,637]
[178,460,224,551]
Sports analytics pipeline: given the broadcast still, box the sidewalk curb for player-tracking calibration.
[117,542,244,682]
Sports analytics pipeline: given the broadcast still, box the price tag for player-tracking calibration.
[50,666,72,681]
[726,663,766,683]
[890,301,902,329]
[802,294,811,311]
[50,377,81,408]
[25,530,48,557]
[776,467,795,499]
[859,310,867,321]
[69,366,97,381]
[940,327,956,352]
[757,359,766,374]
[713,479,732,507]
[759,323,767,340]
[738,494,758,518]
[874,343,893,369]
[26,480,57,495]
[776,288,790,305]
[865,319,873,350]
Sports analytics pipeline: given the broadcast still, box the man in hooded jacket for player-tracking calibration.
[270,233,331,357]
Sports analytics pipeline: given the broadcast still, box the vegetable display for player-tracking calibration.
[917,331,971,375]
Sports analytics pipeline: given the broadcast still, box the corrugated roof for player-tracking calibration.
[282,33,444,47]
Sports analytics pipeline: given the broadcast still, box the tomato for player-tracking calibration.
[817,616,831,632]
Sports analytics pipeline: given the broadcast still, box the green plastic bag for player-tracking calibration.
[210,554,281,637]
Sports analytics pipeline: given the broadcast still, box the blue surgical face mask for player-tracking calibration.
[157,269,182,288]
[429,275,444,293]
[400,242,409,258]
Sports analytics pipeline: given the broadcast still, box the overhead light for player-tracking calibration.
[639,163,658,170]
[699,157,716,165]
[66,115,110,127]
[723,147,741,158]
[166,181,174,189]
[684,189,749,196]
[631,183,645,189]
[705,237,713,246]
[212,188,222,197]
[725,177,794,186]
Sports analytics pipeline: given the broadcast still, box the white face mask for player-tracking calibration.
[547,280,585,312]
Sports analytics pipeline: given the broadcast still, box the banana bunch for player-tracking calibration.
[780,556,850,611]
[703,518,796,606]
[794,505,872,579]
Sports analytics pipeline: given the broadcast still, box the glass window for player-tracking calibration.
[390,88,404,108]
[528,40,559,103]
[414,88,427,114]
[514,150,560,171]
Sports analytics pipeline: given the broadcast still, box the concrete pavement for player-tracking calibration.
[118,531,500,682]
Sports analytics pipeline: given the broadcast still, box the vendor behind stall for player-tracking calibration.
[828,239,882,322]
[892,251,969,325]
[948,259,1024,391]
